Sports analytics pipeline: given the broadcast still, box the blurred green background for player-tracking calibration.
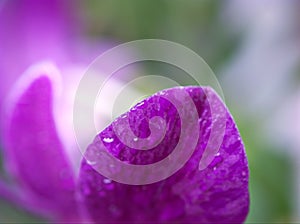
[1,0,299,223]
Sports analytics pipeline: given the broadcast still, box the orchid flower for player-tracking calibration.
[0,0,250,223]
[0,60,249,223]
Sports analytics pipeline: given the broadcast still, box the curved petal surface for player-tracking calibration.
[79,86,249,223]
[2,62,80,221]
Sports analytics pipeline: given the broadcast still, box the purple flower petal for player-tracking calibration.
[0,0,76,104]
[2,63,81,221]
[79,86,249,223]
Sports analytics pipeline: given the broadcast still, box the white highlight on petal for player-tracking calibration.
[53,64,143,173]
[103,137,114,143]
[3,61,62,121]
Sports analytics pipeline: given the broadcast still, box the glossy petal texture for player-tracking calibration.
[79,86,249,223]
[3,65,80,221]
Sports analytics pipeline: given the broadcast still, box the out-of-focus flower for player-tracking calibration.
[1,63,84,221]
[0,0,81,153]
[0,0,75,105]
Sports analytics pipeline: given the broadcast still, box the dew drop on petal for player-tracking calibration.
[86,160,97,166]
[137,101,144,107]
[103,137,114,143]
[103,179,112,184]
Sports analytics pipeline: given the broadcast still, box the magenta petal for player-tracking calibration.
[3,63,80,220]
[0,0,75,104]
[79,86,249,223]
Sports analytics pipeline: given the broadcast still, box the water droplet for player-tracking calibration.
[133,137,138,142]
[121,114,128,119]
[213,166,217,171]
[86,160,97,165]
[103,137,114,143]
[242,171,246,177]
[158,90,166,96]
[215,152,220,156]
[103,178,112,184]
[137,101,144,107]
